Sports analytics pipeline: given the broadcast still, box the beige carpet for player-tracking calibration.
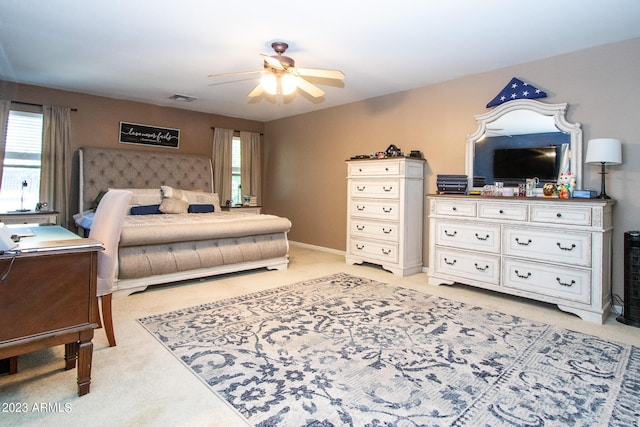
[2,244,639,426]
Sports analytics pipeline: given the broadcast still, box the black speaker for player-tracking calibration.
[617,231,640,326]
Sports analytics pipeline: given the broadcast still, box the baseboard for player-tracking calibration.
[288,240,345,256]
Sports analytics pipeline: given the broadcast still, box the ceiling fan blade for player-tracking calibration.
[260,54,285,70]
[294,67,345,80]
[295,77,325,98]
[208,76,260,87]
[208,70,262,78]
[248,83,264,98]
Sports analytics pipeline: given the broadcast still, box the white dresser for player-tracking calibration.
[346,158,424,276]
[427,195,614,323]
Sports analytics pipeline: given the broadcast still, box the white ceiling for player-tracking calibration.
[1,1,640,122]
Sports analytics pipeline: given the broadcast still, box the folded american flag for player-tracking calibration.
[486,77,547,108]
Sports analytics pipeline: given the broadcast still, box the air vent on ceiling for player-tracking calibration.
[168,94,198,102]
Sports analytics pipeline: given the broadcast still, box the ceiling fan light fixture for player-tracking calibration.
[260,74,278,95]
[281,74,297,95]
[260,73,297,96]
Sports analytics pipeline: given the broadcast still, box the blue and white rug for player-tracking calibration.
[138,273,639,426]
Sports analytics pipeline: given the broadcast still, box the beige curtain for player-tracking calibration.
[212,127,234,206]
[240,131,262,205]
[41,106,71,228]
[0,100,11,188]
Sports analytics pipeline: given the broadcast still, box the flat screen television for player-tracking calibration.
[492,146,558,182]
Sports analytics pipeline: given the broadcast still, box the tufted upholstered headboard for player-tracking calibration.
[79,146,214,212]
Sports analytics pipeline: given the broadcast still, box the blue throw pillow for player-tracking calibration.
[130,204,162,215]
[188,204,215,213]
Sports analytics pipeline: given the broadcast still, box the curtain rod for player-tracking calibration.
[211,127,263,136]
[10,100,78,112]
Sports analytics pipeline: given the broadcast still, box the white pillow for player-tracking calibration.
[108,188,162,206]
[159,198,189,214]
[161,185,189,202]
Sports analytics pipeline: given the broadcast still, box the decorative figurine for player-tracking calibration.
[543,182,557,197]
[557,172,576,199]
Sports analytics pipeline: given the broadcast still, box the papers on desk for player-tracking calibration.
[18,238,102,253]
[10,227,35,238]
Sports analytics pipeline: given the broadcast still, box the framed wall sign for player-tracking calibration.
[119,122,180,148]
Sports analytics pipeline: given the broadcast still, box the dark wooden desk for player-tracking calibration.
[0,226,102,396]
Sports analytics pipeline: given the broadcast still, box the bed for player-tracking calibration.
[78,146,291,296]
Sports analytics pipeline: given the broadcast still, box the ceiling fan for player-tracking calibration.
[208,42,345,98]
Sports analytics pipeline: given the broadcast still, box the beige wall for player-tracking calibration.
[0,80,264,221]
[264,37,640,300]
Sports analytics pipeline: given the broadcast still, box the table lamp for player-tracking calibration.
[585,138,622,199]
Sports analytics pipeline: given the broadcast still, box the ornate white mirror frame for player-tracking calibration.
[465,99,583,190]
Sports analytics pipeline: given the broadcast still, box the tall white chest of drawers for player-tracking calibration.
[346,158,425,276]
[427,195,614,323]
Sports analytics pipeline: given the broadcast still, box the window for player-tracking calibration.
[0,110,43,212]
[231,136,241,205]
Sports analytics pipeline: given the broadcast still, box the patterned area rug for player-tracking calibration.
[138,273,639,426]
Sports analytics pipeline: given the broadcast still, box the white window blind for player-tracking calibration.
[0,110,43,212]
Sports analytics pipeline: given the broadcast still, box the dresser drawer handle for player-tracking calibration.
[514,270,531,279]
[499,209,504,214]
[444,230,457,237]
[452,207,457,211]
[515,238,532,246]
[382,227,392,234]
[355,244,365,250]
[475,233,489,241]
[556,277,576,287]
[385,167,389,171]
[356,185,366,191]
[356,225,365,231]
[444,257,456,266]
[356,205,366,211]
[474,263,489,272]
[383,186,393,192]
[556,213,562,218]
[556,242,576,251]
[382,207,393,213]
[381,248,392,255]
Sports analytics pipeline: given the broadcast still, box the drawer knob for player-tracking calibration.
[475,233,489,241]
[556,213,562,218]
[444,230,457,237]
[515,237,532,246]
[556,242,576,251]
[499,209,504,214]
[443,257,456,266]
[452,207,457,211]
[474,263,489,272]
[385,167,389,171]
[556,277,576,287]
[514,270,532,279]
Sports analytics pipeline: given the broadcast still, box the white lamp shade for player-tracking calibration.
[585,138,622,165]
